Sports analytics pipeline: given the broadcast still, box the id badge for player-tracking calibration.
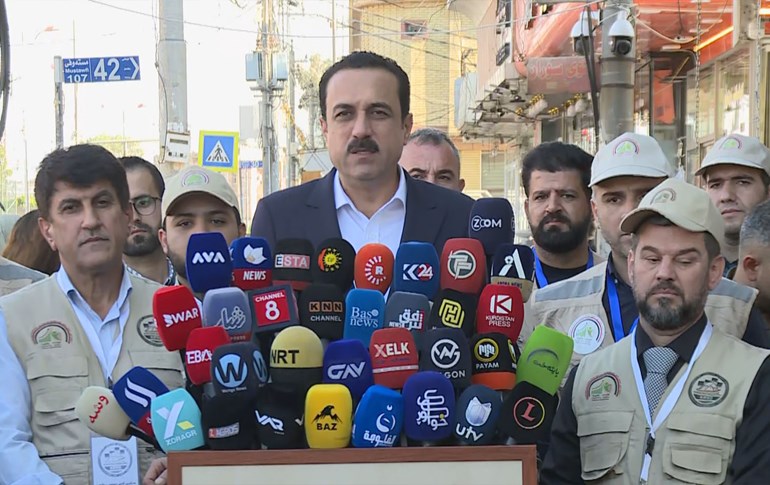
[91,434,140,485]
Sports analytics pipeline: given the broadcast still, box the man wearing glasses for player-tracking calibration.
[119,157,176,285]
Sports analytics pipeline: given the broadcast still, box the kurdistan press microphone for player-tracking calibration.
[403,371,455,445]
[476,284,525,343]
[322,339,374,402]
[202,287,254,342]
[186,232,234,293]
[305,383,353,449]
[273,238,314,292]
[468,198,514,260]
[311,238,356,292]
[113,367,170,439]
[453,384,502,445]
[343,288,385,346]
[393,242,440,300]
[76,386,160,449]
[230,236,273,290]
[354,243,394,293]
[351,385,404,448]
[491,244,536,302]
[151,388,205,452]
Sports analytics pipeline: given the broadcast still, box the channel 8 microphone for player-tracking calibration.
[516,326,574,395]
[273,238,314,292]
[440,238,487,295]
[305,383,353,449]
[201,393,257,450]
[393,242,440,299]
[453,384,502,445]
[384,291,430,333]
[255,387,305,449]
[420,328,472,389]
[248,284,300,336]
[153,285,202,352]
[311,238,356,292]
[202,287,253,342]
[151,388,205,452]
[113,367,170,438]
[468,198,514,257]
[299,283,345,341]
[351,385,404,448]
[430,289,477,338]
[491,244,535,302]
[186,232,234,293]
[370,327,418,389]
[230,236,273,291]
[211,342,259,400]
[403,371,455,443]
[476,284,525,343]
[270,326,324,396]
[354,243,394,293]
[185,326,231,385]
[343,288,385,346]
[470,333,517,390]
[322,339,374,401]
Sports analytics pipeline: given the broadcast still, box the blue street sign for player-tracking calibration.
[240,160,263,169]
[61,56,140,84]
[198,131,239,173]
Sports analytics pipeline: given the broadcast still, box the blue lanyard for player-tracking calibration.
[606,270,638,342]
[534,249,594,288]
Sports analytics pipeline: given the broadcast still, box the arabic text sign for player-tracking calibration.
[61,56,140,84]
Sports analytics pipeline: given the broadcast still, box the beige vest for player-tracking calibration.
[572,327,768,484]
[0,256,46,297]
[2,273,184,485]
[531,249,605,291]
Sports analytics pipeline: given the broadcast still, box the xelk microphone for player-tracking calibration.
[370,328,418,389]
[230,236,273,290]
[420,328,472,389]
[354,243,394,293]
[153,285,202,352]
[470,333,517,391]
[343,288,385,346]
[113,367,170,438]
[384,291,430,333]
[255,388,305,449]
[476,284,524,342]
[211,342,259,400]
[498,382,559,445]
[270,326,324,395]
[311,238,356,291]
[298,283,345,340]
[430,289,477,338]
[491,244,536,302]
[440,238,487,295]
[393,242,440,299]
[403,371,455,442]
[151,388,205,452]
[351,385,404,448]
[202,287,253,342]
[516,326,574,395]
[76,387,131,440]
[186,232,233,293]
[468,198,514,256]
[453,385,502,445]
[322,339,374,401]
[273,238,314,291]
[185,326,231,385]
[305,384,353,449]
[248,284,300,336]
[201,393,257,450]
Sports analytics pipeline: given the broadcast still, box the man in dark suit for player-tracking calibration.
[250,51,473,255]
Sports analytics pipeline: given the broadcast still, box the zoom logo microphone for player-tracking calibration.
[214,354,249,389]
[123,378,158,408]
[431,339,460,369]
[470,216,502,231]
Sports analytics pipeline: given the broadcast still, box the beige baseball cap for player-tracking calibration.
[162,166,240,217]
[620,178,725,250]
[590,132,677,186]
[695,134,770,177]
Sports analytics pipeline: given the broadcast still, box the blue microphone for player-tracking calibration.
[113,367,169,440]
[186,232,233,293]
[468,198,514,256]
[322,339,374,401]
[150,388,205,452]
[403,371,455,442]
[343,289,385,346]
[351,385,404,448]
[230,236,273,290]
[393,242,440,299]
[453,384,502,445]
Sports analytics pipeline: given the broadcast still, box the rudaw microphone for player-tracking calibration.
[298,283,345,340]
[430,289,477,338]
[476,284,525,343]
[230,236,273,291]
[393,242,440,299]
[211,342,260,400]
[153,285,202,352]
[322,339,374,401]
[270,326,324,396]
[403,371,455,443]
[305,384,353,449]
[370,327,418,389]
[384,291,430,333]
[248,284,300,336]
[343,288,385,346]
[151,388,205,452]
[202,287,253,342]
[185,326,231,385]
[516,326,574,395]
[453,384,502,445]
[273,238,314,292]
[491,244,536,302]
[419,328,472,389]
[186,232,234,293]
[113,367,170,438]
[201,393,258,450]
[354,243,394,293]
[76,387,159,448]
[351,385,404,448]
[468,198,514,256]
[311,238,356,292]
[440,238,487,295]
[470,333,517,391]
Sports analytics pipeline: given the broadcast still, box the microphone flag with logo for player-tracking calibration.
[430,288,477,338]
[185,232,234,293]
[420,328,472,389]
[403,371,455,442]
[76,387,132,440]
[202,287,253,342]
[384,291,430,333]
[497,381,559,445]
[440,238,487,295]
[185,326,231,385]
[343,288,385,346]
[273,238,314,291]
[311,238,356,291]
[151,388,205,452]
[370,327,418,389]
[476,284,525,342]
[351,385,404,448]
[354,243,394,293]
[305,383,353,449]
[252,348,270,386]
[491,244,535,302]
[201,393,257,450]
[322,339,374,401]
[153,285,202,352]
[393,242,440,299]
[211,342,259,400]
[516,326,574,395]
[230,236,273,290]
[113,367,170,438]
[470,332,518,390]
[255,387,306,449]
[248,284,300,335]
[468,198,514,256]
[270,326,324,396]
[298,283,345,340]
[453,384,502,445]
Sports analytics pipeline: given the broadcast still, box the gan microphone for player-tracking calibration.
[248,284,300,336]
[343,288,385,346]
[516,326,574,395]
[491,244,536,302]
[185,326,231,385]
[113,367,170,438]
[354,243,394,293]
[468,198,514,256]
[186,232,234,293]
[403,371,455,443]
[476,284,525,343]
[322,339,374,401]
[370,327,418,389]
[305,383,353,449]
[230,236,273,291]
[311,238,356,292]
[273,238,314,292]
[202,287,253,342]
[298,283,345,341]
[151,388,205,452]
[440,238,487,295]
[393,242,440,300]
[351,385,404,448]
[270,326,324,396]
[153,285,202,352]
[420,328,472,389]
[453,384,502,445]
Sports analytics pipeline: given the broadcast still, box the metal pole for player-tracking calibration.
[287,46,297,187]
[331,0,336,61]
[261,0,274,196]
[72,20,78,144]
[22,116,29,212]
[158,0,189,173]
[599,0,635,142]
[54,56,64,149]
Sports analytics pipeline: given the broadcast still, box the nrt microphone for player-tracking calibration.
[440,238,487,295]
[468,198,514,256]
[430,289,477,338]
[273,238,314,292]
[211,342,259,400]
[270,326,324,396]
[351,385,404,448]
[393,242,440,300]
[491,244,535,302]
[403,371,455,442]
[354,243,394,293]
[202,287,253,343]
[471,333,517,391]
[248,284,300,336]
[305,384,353,449]
[370,327,418,389]
[113,367,170,438]
[516,326,574,396]
[298,283,345,341]
[185,326,231,385]
[420,328,472,389]
[230,236,273,291]
[343,288,385,346]
[311,238,356,292]
[476,284,524,343]
[202,393,257,450]
[322,339,374,401]
[153,285,202,352]
[384,291,430,333]
[151,388,205,452]
[453,384,502,445]
[186,232,234,293]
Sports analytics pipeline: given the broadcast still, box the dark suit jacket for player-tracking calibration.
[250,168,474,254]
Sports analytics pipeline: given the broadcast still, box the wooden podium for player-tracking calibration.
[168,445,537,485]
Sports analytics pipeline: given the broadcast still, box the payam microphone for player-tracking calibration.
[201,393,257,450]
[151,388,205,452]
[393,242,440,299]
[343,288,385,346]
[186,232,234,293]
[153,285,202,352]
[255,387,305,449]
[322,339,374,401]
[468,198,514,256]
[403,371,455,442]
[516,326,574,395]
[248,284,300,336]
[440,238,487,295]
[354,243,394,293]
[273,238,314,292]
[470,333,517,391]
[420,328,472,389]
[476,284,524,343]
[185,326,231,385]
[202,287,253,342]
[430,289,477,338]
[369,327,418,389]
[453,384,502,445]
[298,283,345,340]
[230,236,273,290]
[305,383,353,449]
[113,367,170,438]
[76,387,159,447]
[491,244,535,302]
[384,291,430,333]
[211,342,259,400]
[270,326,324,396]
[311,238,356,291]
[351,385,404,448]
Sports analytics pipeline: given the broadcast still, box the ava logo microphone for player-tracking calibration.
[270,326,324,396]
[311,238,356,292]
[440,238,486,295]
[202,287,253,342]
[248,284,300,336]
[322,339,373,401]
[298,283,345,341]
[152,285,202,352]
[420,328,472,389]
[113,367,170,438]
[305,383,353,449]
[151,388,205,451]
[516,326,574,395]
[468,198,515,256]
[430,289,477,338]
[343,288,385,346]
[273,238,314,291]
[491,244,535,302]
[186,232,234,293]
[351,385,404,448]
[370,327,418,389]
[255,388,305,449]
[354,243,394,293]
[471,332,518,390]
[230,236,273,291]
[201,393,257,450]
[453,384,502,445]
[393,242,440,299]
[476,284,525,343]
[384,291,430,333]
[403,371,455,443]
[185,326,231,385]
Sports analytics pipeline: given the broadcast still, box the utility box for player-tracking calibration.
[164,131,191,164]
[245,52,263,83]
[273,53,289,83]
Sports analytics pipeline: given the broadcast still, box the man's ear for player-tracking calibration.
[707,255,726,291]
[159,227,169,255]
[38,216,56,251]
[239,223,247,237]
[627,249,636,286]
[741,254,761,282]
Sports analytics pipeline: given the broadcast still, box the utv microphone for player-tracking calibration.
[491,244,536,302]
[470,333,517,391]
[516,326,574,395]
[273,238,314,292]
[153,285,202,352]
[351,385,404,448]
[230,236,273,290]
[440,238,487,295]
[497,381,559,445]
[298,283,345,340]
[403,371,455,442]
[393,242,440,299]
[430,289,477,338]
[370,327,419,389]
[201,393,257,450]
[343,288,385,346]
[113,367,170,438]
[468,198,515,256]
[354,243,394,293]
[185,326,231,385]
[185,232,233,293]
[305,384,353,449]
[255,387,305,449]
[151,388,205,452]
[322,339,374,401]
[248,284,300,335]
[270,326,324,396]
[311,238,356,291]
[476,284,525,342]
[202,287,253,342]
[420,328,472,389]
[77,387,160,447]
[210,342,260,400]
[453,384,502,445]
[384,291,430,333]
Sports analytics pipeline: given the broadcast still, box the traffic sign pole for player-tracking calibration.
[54,56,64,149]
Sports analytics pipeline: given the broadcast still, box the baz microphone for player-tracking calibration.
[453,384,502,445]
[468,198,514,256]
[470,333,517,391]
[298,283,345,341]
[211,342,259,401]
[305,383,353,449]
[430,289,477,338]
[185,326,231,385]
[393,242,440,300]
[351,385,404,448]
[270,326,324,396]
[343,288,385,346]
[516,326,574,395]
[248,284,300,336]
[370,327,418,389]
[76,387,158,447]
[354,243,394,293]
[153,285,202,352]
[311,238,356,292]
[476,284,525,343]
[201,393,257,450]
[440,238,487,295]
[491,244,536,302]
[403,371,455,443]
[273,238,314,292]
[202,287,253,342]
[151,388,205,451]
[322,339,374,402]
[420,328,472,389]
[113,367,170,438]
[186,232,234,293]
[230,236,273,290]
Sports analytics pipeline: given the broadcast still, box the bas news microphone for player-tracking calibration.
[305,383,353,449]
[351,385,404,448]
[370,327,419,389]
[201,393,258,450]
[343,288,385,346]
[151,388,205,452]
[322,339,374,401]
[298,283,345,340]
[453,384,502,445]
[440,238,487,295]
[230,236,273,290]
[248,284,300,336]
[354,243,394,293]
[403,371,455,443]
[384,291,430,333]
[255,387,305,449]
[491,244,536,302]
[393,242,440,300]
[471,333,517,391]
[270,326,324,396]
[476,284,525,343]
[420,328,472,389]
[153,285,202,352]
[202,287,253,342]
[273,238,314,292]
[430,289,477,338]
[113,367,170,438]
[211,342,260,400]
[76,387,159,448]
[311,238,356,292]
[185,232,234,293]
[468,198,515,257]
[185,326,231,385]
[516,326,574,396]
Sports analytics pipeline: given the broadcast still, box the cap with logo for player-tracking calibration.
[695,134,770,177]
[163,166,240,217]
[620,178,726,250]
[590,133,677,187]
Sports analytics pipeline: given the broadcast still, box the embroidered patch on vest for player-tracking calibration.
[31,321,72,349]
[585,372,621,401]
[513,396,546,430]
[689,372,729,407]
[568,315,605,354]
[97,441,133,477]
[137,315,163,347]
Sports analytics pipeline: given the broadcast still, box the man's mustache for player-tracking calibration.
[347,138,379,153]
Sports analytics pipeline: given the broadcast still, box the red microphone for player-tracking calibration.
[440,238,487,295]
[152,285,202,352]
[354,243,394,293]
[476,284,524,342]
[185,327,231,385]
[369,328,418,389]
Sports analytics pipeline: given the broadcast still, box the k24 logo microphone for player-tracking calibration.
[402,264,433,281]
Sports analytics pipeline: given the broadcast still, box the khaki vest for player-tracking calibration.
[531,249,605,291]
[572,327,768,484]
[1,273,184,485]
[0,256,46,297]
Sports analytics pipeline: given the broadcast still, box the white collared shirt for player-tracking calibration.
[333,169,407,256]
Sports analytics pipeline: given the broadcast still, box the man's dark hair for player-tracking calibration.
[632,215,721,261]
[319,51,410,121]
[35,144,129,219]
[119,156,165,197]
[521,142,593,197]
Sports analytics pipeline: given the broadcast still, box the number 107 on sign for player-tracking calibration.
[61,56,140,84]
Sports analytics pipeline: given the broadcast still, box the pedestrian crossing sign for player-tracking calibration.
[198,131,239,172]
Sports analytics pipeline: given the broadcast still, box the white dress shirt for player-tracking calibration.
[0,267,132,485]
[334,169,407,256]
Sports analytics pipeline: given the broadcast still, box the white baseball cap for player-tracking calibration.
[590,133,677,186]
[695,134,770,177]
[162,166,240,218]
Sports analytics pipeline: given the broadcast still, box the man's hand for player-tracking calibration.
[143,457,168,485]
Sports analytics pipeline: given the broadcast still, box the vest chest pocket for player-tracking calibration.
[128,350,184,390]
[577,411,634,482]
[26,354,89,425]
[662,413,734,484]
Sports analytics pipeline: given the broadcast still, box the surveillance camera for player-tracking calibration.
[608,17,635,56]
[570,19,590,55]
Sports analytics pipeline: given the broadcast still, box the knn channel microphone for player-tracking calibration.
[186,232,234,293]
[230,236,273,291]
